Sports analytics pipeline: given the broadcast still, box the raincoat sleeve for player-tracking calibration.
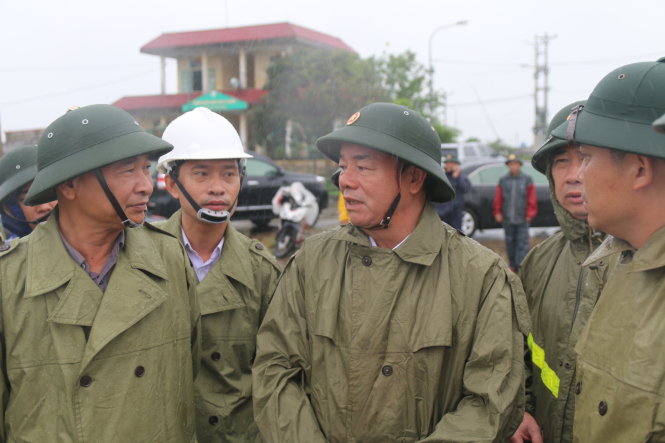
[492,184,504,217]
[252,257,327,443]
[420,267,529,442]
[526,180,538,221]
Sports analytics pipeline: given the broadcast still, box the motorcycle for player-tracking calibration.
[271,182,319,259]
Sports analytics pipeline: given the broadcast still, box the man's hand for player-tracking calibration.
[495,213,503,224]
[510,412,543,443]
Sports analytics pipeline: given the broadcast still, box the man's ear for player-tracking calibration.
[405,166,427,194]
[56,179,78,201]
[164,175,181,199]
[633,154,655,191]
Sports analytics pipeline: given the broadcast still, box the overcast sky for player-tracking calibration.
[1,0,663,147]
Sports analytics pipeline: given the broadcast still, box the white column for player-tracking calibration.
[239,112,248,146]
[160,56,166,94]
[239,50,247,89]
[201,54,209,92]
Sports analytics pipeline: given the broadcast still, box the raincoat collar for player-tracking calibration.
[160,210,255,291]
[331,203,443,266]
[592,225,665,272]
[24,209,169,298]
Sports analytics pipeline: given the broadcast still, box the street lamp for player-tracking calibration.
[428,20,468,117]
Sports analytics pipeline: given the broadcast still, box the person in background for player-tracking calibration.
[493,153,538,271]
[511,101,618,443]
[156,107,280,442]
[0,104,200,441]
[434,153,471,230]
[252,102,529,442]
[0,145,56,242]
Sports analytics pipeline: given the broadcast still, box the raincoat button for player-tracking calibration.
[255,243,264,250]
[575,381,582,395]
[564,362,572,369]
[598,400,608,416]
[362,256,372,266]
[80,375,93,387]
[211,352,221,361]
[209,415,219,425]
[134,366,145,377]
[381,365,393,376]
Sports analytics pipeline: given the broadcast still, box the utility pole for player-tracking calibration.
[533,33,556,149]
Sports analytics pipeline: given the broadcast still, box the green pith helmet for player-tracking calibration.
[316,102,454,202]
[444,153,460,164]
[25,104,173,205]
[654,113,665,133]
[505,153,523,165]
[552,58,665,159]
[532,100,586,174]
[0,145,39,203]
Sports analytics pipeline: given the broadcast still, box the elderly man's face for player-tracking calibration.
[63,155,154,227]
[551,145,586,220]
[578,145,632,234]
[337,143,401,228]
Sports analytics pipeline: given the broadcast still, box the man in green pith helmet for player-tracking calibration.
[0,104,201,442]
[0,145,57,243]
[156,107,280,442]
[510,101,618,443]
[549,58,665,442]
[252,102,530,442]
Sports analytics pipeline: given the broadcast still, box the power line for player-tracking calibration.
[448,94,532,107]
[0,68,159,107]
[0,63,158,72]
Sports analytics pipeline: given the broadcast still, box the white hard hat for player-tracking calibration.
[157,107,251,173]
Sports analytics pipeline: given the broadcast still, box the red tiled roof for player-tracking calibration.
[141,22,354,55]
[112,89,268,111]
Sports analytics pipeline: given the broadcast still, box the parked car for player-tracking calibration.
[459,160,557,237]
[147,151,329,226]
[441,142,505,165]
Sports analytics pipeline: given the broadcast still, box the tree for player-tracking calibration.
[372,50,459,142]
[250,49,387,157]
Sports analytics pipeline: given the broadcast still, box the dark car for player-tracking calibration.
[147,151,329,226]
[460,160,557,237]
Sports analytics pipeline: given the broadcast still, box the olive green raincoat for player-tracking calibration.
[573,228,665,442]
[158,211,280,442]
[519,184,616,443]
[253,204,530,442]
[0,215,201,442]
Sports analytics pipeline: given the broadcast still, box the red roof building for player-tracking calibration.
[113,22,354,142]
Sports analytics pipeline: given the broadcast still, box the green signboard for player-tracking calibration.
[182,90,248,112]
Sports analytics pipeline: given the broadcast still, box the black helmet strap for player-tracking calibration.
[365,159,407,230]
[168,162,245,224]
[94,169,143,228]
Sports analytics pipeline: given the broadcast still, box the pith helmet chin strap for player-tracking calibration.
[365,160,406,230]
[94,169,143,228]
[168,162,245,224]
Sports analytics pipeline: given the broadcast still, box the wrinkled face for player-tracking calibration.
[166,159,241,223]
[338,143,400,228]
[17,182,57,229]
[578,145,631,233]
[71,155,154,226]
[551,145,586,220]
